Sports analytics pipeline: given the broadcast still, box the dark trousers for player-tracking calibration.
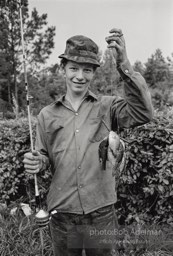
[49,204,118,256]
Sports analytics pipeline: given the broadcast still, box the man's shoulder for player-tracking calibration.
[38,102,57,117]
[97,94,117,105]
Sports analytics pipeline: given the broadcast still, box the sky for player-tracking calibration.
[29,0,173,66]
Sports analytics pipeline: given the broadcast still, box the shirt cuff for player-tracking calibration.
[40,154,49,171]
[117,59,134,80]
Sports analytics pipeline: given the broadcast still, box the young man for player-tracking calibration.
[23,28,153,256]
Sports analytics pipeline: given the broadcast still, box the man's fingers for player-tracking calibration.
[24,164,40,170]
[107,38,121,47]
[23,158,40,165]
[106,34,123,41]
[109,28,122,35]
[24,151,41,161]
[25,168,40,174]
[106,28,124,46]
[23,151,42,174]
[105,36,123,49]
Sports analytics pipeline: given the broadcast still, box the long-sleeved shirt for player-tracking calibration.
[36,59,153,214]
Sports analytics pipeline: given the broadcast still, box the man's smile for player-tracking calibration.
[73,82,85,84]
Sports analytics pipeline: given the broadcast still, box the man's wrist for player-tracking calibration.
[117,58,134,79]
[39,155,48,171]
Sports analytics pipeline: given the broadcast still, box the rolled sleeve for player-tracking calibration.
[111,60,154,129]
[117,59,134,79]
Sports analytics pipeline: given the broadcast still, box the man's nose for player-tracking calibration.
[76,70,84,80]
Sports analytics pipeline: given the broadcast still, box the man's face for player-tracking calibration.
[63,61,95,96]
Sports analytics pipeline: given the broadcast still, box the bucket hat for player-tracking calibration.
[59,35,100,67]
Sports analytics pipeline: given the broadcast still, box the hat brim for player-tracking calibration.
[59,54,100,67]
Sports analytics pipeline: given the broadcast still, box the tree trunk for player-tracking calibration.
[7,78,11,105]
[14,72,19,119]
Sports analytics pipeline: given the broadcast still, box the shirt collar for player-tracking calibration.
[55,90,98,105]
[85,90,98,101]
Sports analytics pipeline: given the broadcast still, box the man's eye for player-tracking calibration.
[84,69,92,73]
[70,67,77,71]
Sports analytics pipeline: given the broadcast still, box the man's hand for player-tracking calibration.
[105,28,128,63]
[23,150,43,174]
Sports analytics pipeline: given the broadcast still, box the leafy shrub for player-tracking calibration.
[0,117,51,207]
[149,82,173,110]
[4,111,16,119]
[0,118,35,203]
[116,109,173,225]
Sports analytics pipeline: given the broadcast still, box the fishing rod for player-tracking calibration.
[18,2,49,253]
[19,0,40,211]
[19,0,50,252]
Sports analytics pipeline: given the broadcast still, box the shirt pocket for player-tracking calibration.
[89,116,109,143]
[45,118,65,147]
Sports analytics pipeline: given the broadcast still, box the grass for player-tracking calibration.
[0,204,172,256]
[0,206,53,256]
[114,222,173,256]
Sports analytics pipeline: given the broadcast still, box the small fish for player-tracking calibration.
[99,131,125,177]
[108,131,125,177]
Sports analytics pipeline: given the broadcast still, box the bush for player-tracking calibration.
[0,117,51,207]
[0,118,35,203]
[4,111,16,119]
[116,109,173,225]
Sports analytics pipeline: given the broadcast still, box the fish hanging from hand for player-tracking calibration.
[98,131,126,177]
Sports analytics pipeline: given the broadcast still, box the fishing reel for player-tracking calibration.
[35,209,50,228]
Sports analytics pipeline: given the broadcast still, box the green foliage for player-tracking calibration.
[0,118,34,202]
[133,49,173,110]
[16,65,66,116]
[25,8,56,69]
[90,49,123,97]
[0,118,52,206]
[116,109,173,225]
[144,49,169,86]
[0,205,53,256]
[0,0,56,114]
[133,60,145,76]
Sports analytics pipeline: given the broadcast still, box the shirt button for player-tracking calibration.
[75,112,78,116]
[79,185,83,188]
[76,129,79,133]
[124,69,129,74]
[78,166,81,169]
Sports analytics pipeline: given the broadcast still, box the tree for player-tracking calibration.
[16,64,67,115]
[144,49,169,86]
[133,60,145,76]
[90,49,122,96]
[167,53,173,82]
[0,2,13,107]
[144,49,173,109]
[0,0,56,115]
